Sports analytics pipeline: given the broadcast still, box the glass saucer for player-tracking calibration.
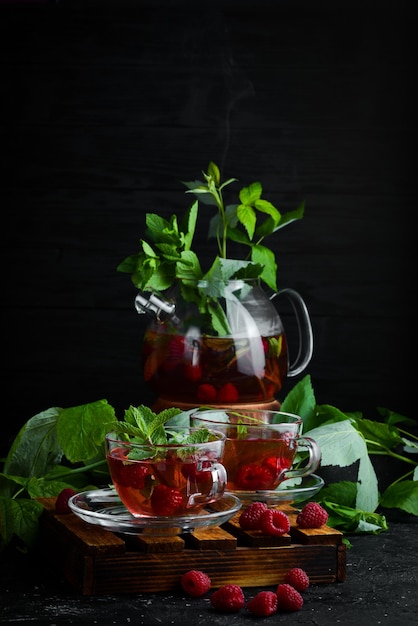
[228,473,325,505]
[68,488,242,535]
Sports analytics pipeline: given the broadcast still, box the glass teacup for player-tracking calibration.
[190,409,320,494]
[105,427,227,517]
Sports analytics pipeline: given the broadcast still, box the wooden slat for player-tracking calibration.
[185,527,237,551]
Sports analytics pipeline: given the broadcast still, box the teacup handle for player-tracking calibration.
[283,436,321,479]
[269,288,314,377]
[209,462,228,496]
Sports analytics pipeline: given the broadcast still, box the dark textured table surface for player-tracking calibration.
[1,519,417,626]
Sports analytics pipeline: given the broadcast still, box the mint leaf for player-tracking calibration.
[250,245,277,291]
[272,200,305,231]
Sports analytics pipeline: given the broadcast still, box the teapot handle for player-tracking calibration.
[269,288,313,377]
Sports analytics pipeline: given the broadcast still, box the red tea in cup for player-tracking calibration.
[191,410,320,493]
[106,428,227,517]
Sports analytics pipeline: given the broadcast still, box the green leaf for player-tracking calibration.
[357,451,379,512]
[7,475,80,499]
[354,418,403,451]
[280,374,316,429]
[56,399,117,463]
[116,253,140,274]
[0,496,44,551]
[250,245,277,291]
[239,181,262,205]
[319,480,358,508]
[237,203,256,239]
[154,242,181,260]
[377,406,418,428]
[315,404,353,427]
[207,161,221,186]
[3,407,63,479]
[272,200,305,232]
[179,200,198,250]
[175,250,202,283]
[320,500,388,534]
[307,420,361,468]
[380,480,418,515]
[141,240,159,257]
[307,419,379,512]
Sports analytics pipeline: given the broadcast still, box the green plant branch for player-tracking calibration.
[386,467,416,489]
[365,439,417,467]
[397,427,418,442]
[47,458,108,481]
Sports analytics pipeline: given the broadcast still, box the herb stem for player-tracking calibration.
[365,439,417,467]
[397,427,418,442]
[386,467,415,488]
[47,458,108,481]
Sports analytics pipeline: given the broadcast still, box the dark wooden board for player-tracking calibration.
[39,496,346,595]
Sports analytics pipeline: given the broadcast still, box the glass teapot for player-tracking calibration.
[135,279,313,411]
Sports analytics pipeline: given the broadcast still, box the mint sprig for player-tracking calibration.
[116,162,304,335]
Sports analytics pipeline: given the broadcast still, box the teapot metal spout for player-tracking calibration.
[135,292,179,325]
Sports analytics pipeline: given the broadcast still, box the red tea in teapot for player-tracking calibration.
[142,329,289,406]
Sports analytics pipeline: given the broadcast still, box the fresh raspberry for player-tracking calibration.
[210,584,245,612]
[217,382,239,403]
[296,501,328,528]
[276,583,304,611]
[235,463,275,489]
[284,567,310,591]
[197,383,217,403]
[246,590,278,616]
[181,569,211,597]
[258,509,290,536]
[183,363,203,382]
[161,336,185,371]
[55,488,77,514]
[262,455,291,481]
[150,484,183,515]
[118,461,151,489]
[238,501,268,530]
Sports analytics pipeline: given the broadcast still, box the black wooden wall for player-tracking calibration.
[2,0,415,456]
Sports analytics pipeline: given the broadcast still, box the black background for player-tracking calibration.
[2,0,415,456]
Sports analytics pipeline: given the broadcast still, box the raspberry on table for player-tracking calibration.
[238,501,268,530]
[150,484,183,515]
[246,590,278,616]
[276,583,304,611]
[210,584,245,612]
[258,508,290,536]
[55,488,77,514]
[181,570,211,597]
[296,501,329,529]
[284,567,310,591]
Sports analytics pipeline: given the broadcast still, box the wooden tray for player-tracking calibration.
[38,497,346,595]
